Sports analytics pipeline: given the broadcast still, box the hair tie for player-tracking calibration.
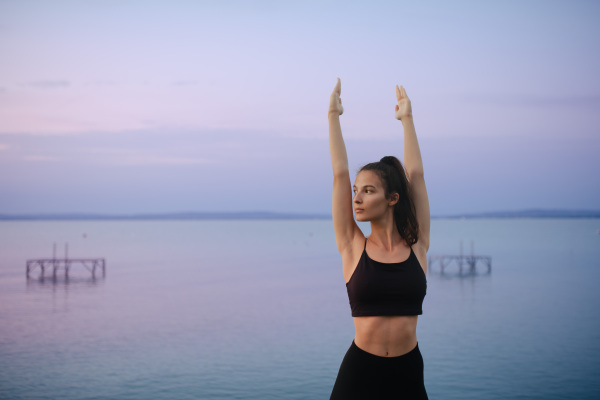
[380,156,396,166]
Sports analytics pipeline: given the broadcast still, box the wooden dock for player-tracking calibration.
[26,243,106,279]
[26,258,106,279]
[428,241,491,275]
[428,254,491,275]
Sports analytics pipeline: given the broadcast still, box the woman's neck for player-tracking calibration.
[369,213,402,251]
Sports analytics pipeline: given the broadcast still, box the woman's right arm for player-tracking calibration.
[329,78,359,255]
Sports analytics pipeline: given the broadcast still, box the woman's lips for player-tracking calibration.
[355,208,364,213]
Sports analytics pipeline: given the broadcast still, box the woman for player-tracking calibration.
[328,78,430,399]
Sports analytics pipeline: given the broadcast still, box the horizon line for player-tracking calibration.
[1,209,599,221]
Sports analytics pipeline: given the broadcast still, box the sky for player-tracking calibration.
[0,0,599,215]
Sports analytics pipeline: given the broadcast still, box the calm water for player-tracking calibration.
[1,219,599,399]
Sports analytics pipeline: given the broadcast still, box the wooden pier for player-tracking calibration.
[26,243,106,279]
[428,241,491,275]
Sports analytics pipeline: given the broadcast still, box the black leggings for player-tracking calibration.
[330,340,428,400]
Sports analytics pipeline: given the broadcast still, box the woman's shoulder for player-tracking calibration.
[411,241,428,274]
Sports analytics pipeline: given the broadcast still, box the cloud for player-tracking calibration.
[461,93,600,107]
[171,80,198,86]
[23,80,70,89]
[23,155,60,161]
[113,155,211,166]
[84,80,119,87]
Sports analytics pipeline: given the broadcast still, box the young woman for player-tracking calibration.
[328,78,430,399]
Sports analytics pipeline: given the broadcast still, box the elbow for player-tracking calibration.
[332,168,350,180]
[407,169,424,182]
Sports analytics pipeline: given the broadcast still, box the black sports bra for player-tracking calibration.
[346,239,426,317]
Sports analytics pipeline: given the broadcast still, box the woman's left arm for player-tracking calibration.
[395,85,430,253]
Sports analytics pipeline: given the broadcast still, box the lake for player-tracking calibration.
[1,218,599,399]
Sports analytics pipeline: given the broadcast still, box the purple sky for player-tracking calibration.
[1,0,599,215]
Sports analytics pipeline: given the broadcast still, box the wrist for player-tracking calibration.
[400,114,414,124]
[328,110,341,118]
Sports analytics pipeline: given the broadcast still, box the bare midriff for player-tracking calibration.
[353,315,418,357]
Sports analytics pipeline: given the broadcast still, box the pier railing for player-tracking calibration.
[26,258,106,279]
[428,254,491,275]
[428,241,491,275]
[26,243,106,279]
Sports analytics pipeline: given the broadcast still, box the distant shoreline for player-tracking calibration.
[0,211,330,221]
[436,209,600,219]
[0,209,599,221]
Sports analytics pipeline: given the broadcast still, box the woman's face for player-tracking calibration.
[353,170,395,222]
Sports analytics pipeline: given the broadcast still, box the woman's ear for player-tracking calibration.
[389,192,399,207]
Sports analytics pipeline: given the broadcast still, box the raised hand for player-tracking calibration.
[395,85,412,121]
[329,78,344,116]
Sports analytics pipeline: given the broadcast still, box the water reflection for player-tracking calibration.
[427,259,492,278]
[26,274,105,288]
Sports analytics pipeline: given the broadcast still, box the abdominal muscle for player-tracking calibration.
[353,315,418,357]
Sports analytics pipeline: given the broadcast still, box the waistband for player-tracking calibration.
[351,340,420,361]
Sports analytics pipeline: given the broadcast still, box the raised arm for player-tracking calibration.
[329,78,360,255]
[395,85,430,253]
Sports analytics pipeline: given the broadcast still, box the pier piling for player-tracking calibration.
[26,243,105,280]
[428,241,491,275]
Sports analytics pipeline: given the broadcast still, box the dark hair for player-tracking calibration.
[359,156,419,245]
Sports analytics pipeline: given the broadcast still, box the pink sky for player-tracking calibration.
[1,1,599,214]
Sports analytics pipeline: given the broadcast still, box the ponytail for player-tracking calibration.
[359,156,419,245]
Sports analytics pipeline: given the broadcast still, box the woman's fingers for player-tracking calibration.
[334,77,342,95]
[394,84,411,120]
[329,78,344,115]
[396,84,408,101]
